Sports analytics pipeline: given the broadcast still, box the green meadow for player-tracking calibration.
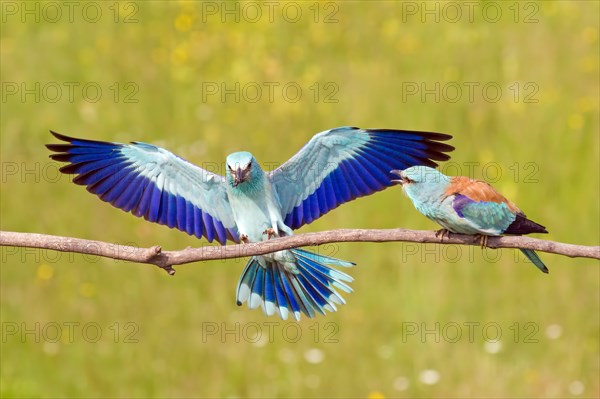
[1,1,598,397]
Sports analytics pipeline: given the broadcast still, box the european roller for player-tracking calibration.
[391,166,548,273]
[47,127,454,319]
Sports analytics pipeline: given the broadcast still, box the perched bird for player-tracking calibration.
[47,127,454,319]
[391,166,548,273]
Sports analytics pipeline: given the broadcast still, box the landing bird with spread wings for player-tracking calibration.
[391,166,548,273]
[47,127,454,319]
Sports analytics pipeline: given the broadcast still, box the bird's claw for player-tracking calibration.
[263,228,276,239]
[435,228,450,241]
[474,234,489,249]
[240,234,249,244]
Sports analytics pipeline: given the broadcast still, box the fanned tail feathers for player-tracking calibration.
[236,249,354,320]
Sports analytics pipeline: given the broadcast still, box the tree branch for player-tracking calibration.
[1,229,598,275]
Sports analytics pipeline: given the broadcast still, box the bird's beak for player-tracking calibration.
[233,168,245,187]
[390,170,405,185]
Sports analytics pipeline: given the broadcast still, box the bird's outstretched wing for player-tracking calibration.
[47,131,238,244]
[269,127,454,229]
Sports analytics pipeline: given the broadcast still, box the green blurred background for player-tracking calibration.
[1,1,598,398]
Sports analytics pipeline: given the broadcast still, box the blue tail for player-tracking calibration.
[236,249,354,320]
[520,249,549,273]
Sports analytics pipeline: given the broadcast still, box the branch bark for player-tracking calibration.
[1,229,598,275]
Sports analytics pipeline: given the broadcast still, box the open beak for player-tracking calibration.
[390,169,405,185]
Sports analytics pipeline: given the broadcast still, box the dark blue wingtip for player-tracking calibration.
[46,130,71,154]
[47,130,120,147]
[48,129,60,140]
[48,129,72,142]
[365,128,453,140]
[360,129,455,169]
[47,130,101,146]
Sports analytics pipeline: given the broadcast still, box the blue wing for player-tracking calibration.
[47,131,238,244]
[270,127,454,229]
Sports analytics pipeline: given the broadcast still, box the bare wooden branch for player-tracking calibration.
[1,229,598,275]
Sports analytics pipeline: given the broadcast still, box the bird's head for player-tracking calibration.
[226,151,256,188]
[391,166,449,198]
